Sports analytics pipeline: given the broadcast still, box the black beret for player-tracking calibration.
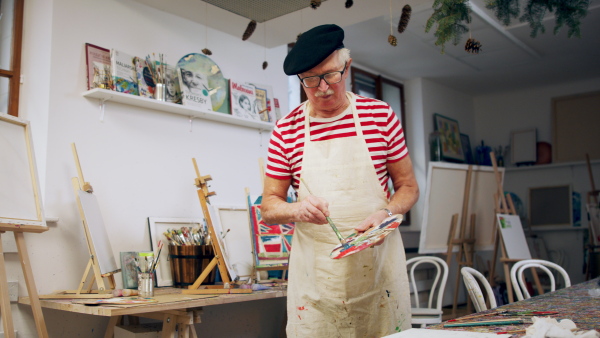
[283,24,344,76]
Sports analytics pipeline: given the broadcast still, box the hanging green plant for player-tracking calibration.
[425,0,472,53]
[486,0,590,38]
[485,0,520,26]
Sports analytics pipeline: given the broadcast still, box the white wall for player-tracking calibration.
[5,0,288,336]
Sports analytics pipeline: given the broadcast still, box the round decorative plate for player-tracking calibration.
[177,53,228,112]
[330,214,403,259]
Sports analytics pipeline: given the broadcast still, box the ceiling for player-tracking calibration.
[135,0,600,96]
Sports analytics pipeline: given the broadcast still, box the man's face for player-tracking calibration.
[299,52,351,114]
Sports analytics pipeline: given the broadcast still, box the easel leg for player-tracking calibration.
[14,232,49,338]
[0,233,16,338]
[104,315,122,338]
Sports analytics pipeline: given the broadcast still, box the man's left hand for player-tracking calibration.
[354,209,391,246]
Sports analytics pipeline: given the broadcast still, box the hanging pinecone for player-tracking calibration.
[310,0,322,9]
[388,35,398,46]
[398,5,412,33]
[464,38,482,54]
[262,61,269,70]
[201,48,212,56]
[242,20,257,41]
[345,0,354,8]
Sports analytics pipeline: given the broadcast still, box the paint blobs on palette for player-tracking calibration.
[329,215,403,259]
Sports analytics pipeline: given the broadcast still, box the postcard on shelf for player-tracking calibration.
[165,64,182,104]
[230,80,259,121]
[251,83,274,122]
[273,98,282,121]
[85,43,112,90]
[120,251,138,289]
[134,57,155,99]
[110,49,139,95]
[178,66,212,110]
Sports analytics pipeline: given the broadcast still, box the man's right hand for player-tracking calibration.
[295,194,329,224]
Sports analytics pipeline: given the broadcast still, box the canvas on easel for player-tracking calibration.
[40,143,120,299]
[182,159,252,294]
[0,113,49,338]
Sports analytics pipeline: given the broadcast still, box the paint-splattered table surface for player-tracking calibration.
[428,278,600,337]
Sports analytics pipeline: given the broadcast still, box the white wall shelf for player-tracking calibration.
[82,88,275,131]
[505,159,600,172]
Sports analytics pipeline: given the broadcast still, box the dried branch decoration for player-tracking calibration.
[425,0,471,53]
[398,5,412,33]
[345,0,354,8]
[242,20,257,41]
[310,0,322,9]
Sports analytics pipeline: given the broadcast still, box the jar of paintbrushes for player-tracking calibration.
[137,251,155,297]
[164,226,215,288]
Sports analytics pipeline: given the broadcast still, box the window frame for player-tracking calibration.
[0,0,25,117]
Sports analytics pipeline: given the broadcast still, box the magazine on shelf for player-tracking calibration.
[229,80,259,121]
[85,43,111,90]
[164,64,182,104]
[178,66,212,110]
[134,57,155,99]
[110,49,139,95]
[273,98,282,121]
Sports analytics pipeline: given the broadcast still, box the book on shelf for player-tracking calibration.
[230,80,260,121]
[110,49,139,95]
[164,64,182,104]
[251,83,274,122]
[134,57,155,99]
[178,66,212,110]
[85,43,112,90]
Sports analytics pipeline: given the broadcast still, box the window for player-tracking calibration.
[0,0,24,117]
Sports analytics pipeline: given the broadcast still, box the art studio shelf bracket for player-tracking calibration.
[82,88,275,132]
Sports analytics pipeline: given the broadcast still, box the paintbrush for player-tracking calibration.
[300,178,349,249]
[444,318,524,328]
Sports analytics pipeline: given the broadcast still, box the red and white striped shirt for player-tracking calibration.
[266,93,408,195]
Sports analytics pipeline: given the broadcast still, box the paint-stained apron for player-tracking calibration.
[287,92,412,338]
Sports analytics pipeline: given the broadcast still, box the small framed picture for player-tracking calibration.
[120,252,139,289]
[433,113,465,162]
[460,133,474,164]
[511,128,537,165]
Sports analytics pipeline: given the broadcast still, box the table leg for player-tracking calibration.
[161,313,177,338]
[104,315,122,338]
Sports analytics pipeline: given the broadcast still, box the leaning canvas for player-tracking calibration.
[247,194,295,266]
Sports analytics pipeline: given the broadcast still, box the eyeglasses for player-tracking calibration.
[298,62,347,88]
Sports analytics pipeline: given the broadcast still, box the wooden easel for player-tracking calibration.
[488,152,543,303]
[183,159,252,295]
[41,143,119,299]
[444,165,476,315]
[0,114,49,337]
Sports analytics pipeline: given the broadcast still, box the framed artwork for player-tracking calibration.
[460,133,474,164]
[120,251,139,289]
[84,43,111,90]
[147,217,204,287]
[511,128,537,165]
[433,113,465,162]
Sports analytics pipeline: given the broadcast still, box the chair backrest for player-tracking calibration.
[405,256,449,311]
[510,259,571,301]
[460,267,497,312]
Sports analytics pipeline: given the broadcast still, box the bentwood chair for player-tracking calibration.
[461,267,498,312]
[510,259,571,301]
[406,256,449,327]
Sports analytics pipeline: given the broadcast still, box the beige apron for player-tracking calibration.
[287,92,412,338]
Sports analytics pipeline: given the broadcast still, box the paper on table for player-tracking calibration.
[383,328,512,337]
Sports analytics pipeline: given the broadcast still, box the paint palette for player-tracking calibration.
[330,214,403,259]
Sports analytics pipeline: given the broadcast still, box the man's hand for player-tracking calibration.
[354,209,391,246]
[294,195,330,225]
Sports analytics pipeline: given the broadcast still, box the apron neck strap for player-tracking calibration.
[304,92,363,142]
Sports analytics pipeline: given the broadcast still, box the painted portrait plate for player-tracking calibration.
[330,215,403,259]
[176,53,229,113]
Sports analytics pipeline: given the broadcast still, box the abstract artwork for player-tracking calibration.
[434,113,464,162]
[247,195,295,267]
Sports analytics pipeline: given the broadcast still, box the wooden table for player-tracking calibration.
[427,278,600,337]
[20,286,287,338]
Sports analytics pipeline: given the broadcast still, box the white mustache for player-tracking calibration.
[314,89,335,97]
